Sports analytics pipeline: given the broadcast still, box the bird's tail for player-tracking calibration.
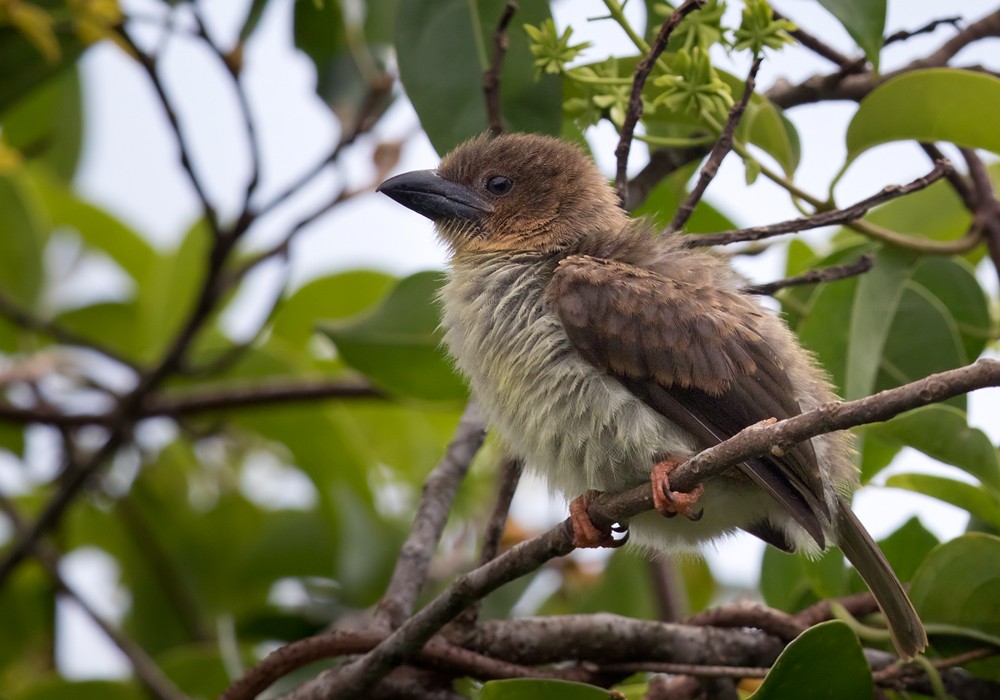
[835,497,928,659]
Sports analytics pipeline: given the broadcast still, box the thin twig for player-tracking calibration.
[0,495,188,700]
[773,9,854,69]
[374,402,488,630]
[667,57,761,234]
[615,0,705,205]
[483,1,517,136]
[884,16,963,47]
[744,254,874,296]
[687,160,952,248]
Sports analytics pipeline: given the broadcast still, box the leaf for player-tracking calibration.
[877,405,1000,490]
[0,23,85,113]
[318,271,467,401]
[2,67,82,180]
[844,248,915,399]
[396,0,561,154]
[270,270,396,349]
[909,533,1000,645]
[480,678,612,700]
[31,168,157,282]
[55,301,142,359]
[870,517,939,585]
[238,0,270,43]
[847,69,1000,160]
[748,621,872,699]
[910,257,992,363]
[0,173,46,307]
[817,0,885,72]
[720,71,801,175]
[886,474,1000,530]
[760,547,846,612]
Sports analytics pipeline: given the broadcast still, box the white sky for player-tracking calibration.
[50,0,1000,678]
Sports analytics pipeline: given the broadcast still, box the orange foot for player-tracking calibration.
[651,456,705,521]
[569,490,628,549]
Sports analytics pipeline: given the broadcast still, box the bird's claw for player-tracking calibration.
[569,490,628,549]
[652,457,705,522]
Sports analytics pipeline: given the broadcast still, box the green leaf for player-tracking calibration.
[817,0,885,72]
[749,621,873,699]
[847,69,1000,160]
[844,248,915,399]
[886,474,1000,530]
[318,271,467,401]
[481,678,612,700]
[909,533,1000,645]
[271,270,396,349]
[55,301,142,360]
[0,173,45,307]
[870,517,939,585]
[238,0,270,43]
[878,405,1000,490]
[910,257,992,363]
[760,547,846,612]
[2,66,82,180]
[0,23,85,113]
[0,563,52,677]
[795,272,857,394]
[720,72,801,175]
[156,644,234,698]
[31,168,157,282]
[396,0,561,154]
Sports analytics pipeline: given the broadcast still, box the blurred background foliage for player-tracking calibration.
[0,0,999,698]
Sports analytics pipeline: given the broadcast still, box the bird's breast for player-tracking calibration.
[440,255,697,497]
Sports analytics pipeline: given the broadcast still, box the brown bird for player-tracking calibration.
[377,133,927,658]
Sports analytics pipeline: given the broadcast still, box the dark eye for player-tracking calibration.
[485,176,513,196]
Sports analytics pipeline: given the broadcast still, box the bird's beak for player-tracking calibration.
[377,170,493,222]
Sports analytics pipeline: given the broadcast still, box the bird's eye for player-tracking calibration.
[485,176,514,196]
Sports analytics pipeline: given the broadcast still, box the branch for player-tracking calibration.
[666,57,762,234]
[0,379,386,427]
[373,402,488,629]
[615,0,705,205]
[686,160,952,248]
[884,16,962,47]
[744,254,873,296]
[482,2,517,136]
[960,148,1000,286]
[773,9,853,69]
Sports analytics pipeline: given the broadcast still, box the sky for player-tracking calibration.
[47,0,1000,678]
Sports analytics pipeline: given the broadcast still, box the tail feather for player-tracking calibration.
[835,497,928,659]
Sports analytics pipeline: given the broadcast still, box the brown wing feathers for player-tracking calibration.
[549,254,830,547]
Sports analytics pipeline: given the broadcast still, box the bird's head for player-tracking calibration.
[377,133,627,254]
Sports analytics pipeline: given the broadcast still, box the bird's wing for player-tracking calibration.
[548,254,828,547]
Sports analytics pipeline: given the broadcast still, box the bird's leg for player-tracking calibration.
[569,490,627,549]
[652,456,704,521]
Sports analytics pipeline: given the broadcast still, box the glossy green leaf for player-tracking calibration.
[847,516,939,595]
[878,405,1000,490]
[396,0,561,154]
[55,301,142,359]
[910,257,992,363]
[13,679,143,700]
[720,71,800,175]
[271,270,396,349]
[847,70,1000,160]
[909,533,1000,645]
[0,173,45,307]
[845,248,915,399]
[319,271,468,401]
[866,175,972,246]
[795,273,857,394]
[2,67,82,180]
[886,474,1000,530]
[749,621,872,699]
[817,0,885,72]
[760,546,845,613]
[481,678,612,700]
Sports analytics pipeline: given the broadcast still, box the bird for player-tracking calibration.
[377,132,927,658]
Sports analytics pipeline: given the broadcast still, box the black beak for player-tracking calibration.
[377,170,493,222]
